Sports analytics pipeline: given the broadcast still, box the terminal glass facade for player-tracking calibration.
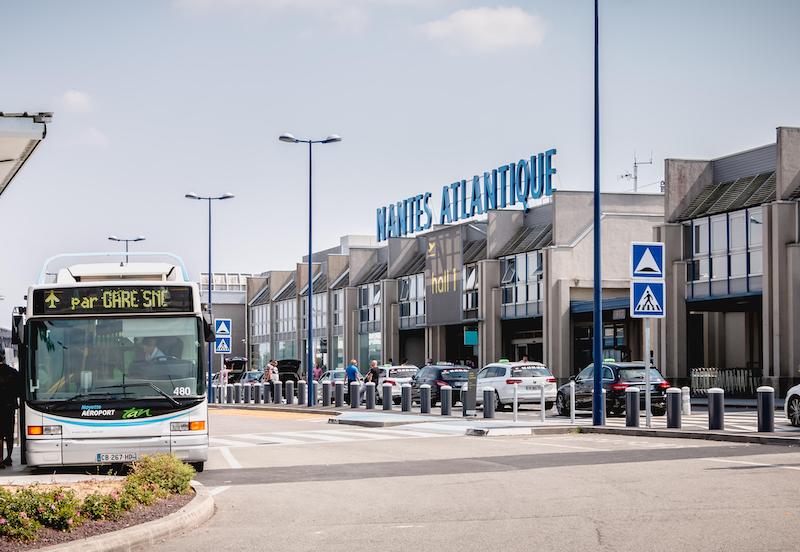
[500,250,543,318]
[249,303,270,369]
[399,273,425,328]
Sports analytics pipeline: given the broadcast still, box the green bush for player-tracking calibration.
[0,453,196,542]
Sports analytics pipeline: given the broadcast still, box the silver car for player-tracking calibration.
[378,365,419,404]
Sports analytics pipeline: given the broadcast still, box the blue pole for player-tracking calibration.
[307,141,315,406]
[592,0,604,426]
[207,198,214,402]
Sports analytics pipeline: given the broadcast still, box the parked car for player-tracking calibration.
[318,369,346,386]
[474,361,556,411]
[240,370,265,385]
[411,364,469,406]
[277,359,302,383]
[378,364,419,404]
[224,357,249,383]
[556,361,669,417]
[784,384,800,426]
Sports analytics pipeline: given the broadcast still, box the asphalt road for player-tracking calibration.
[150,408,800,552]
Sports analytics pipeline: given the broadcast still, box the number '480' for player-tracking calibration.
[173,386,192,396]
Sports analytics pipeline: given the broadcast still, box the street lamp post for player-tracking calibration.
[279,132,341,407]
[185,192,235,402]
[592,0,604,426]
[108,235,146,264]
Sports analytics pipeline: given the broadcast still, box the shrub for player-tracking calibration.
[127,454,195,495]
[15,487,83,532]
[82,492,126,521]
[0,489,43,542]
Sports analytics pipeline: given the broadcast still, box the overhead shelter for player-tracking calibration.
[0,112,51,198]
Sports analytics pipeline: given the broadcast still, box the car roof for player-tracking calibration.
[487,361,548,368]
[605,362,650,368]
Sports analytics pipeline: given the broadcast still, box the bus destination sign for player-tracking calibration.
[32,286,194,316]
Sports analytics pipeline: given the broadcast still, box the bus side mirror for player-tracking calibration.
[203,314,215,343]
[11,315,23,345]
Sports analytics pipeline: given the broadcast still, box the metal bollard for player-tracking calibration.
[312,381,319,406]
[440,386,452,416]
[462,383,469,417]
[757,386,775,433]
[401,384,412,412]
[626,387,640,427]
[569,380,576,425]
[285,380,295,405]
[681,386,691,416]
[334,381,344,407]
[234,383,243,404]
[382,383,393,411]
[600,388,606,425]
[243,384,251,404]
[273,381,283,404]
[253,383,263,404]
[540,385,546,423]
[298,381,307,406]
[708,387,724,430]
[322,381,332,406]
[226,384,234,404]
[483,387,495,418]
[666,387,682,429]
[365,382,376,409]
[263,381,273,404]
[420,384,431,414]
[350,381,360,408]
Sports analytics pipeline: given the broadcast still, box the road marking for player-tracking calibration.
[357,427,451,438]
[235,433,306,445]
[531,442,612,452]
[276,431,353,442]
[212,409,328,421]
[322,429,405,440]
[209,486,230,496]
[706,458,800,471]
[210,437,254,447]
[219,447,242,469]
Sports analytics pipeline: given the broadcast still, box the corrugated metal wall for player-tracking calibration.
[713,144,775,183]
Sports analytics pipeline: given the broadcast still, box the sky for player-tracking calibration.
[1,0,799,321]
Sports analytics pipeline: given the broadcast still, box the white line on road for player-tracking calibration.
[210,437,253,447]
[706,458,800,471]
[219,447,242,469]
[235,433,306,445]
[530,442,612,452]
[209,486,230,496]
[275,431,354,442]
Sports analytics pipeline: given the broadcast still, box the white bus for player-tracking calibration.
[12,253,211,472]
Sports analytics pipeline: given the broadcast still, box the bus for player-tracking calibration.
[11,253,212,472]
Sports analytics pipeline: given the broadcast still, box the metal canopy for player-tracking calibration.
[0,112,50,198]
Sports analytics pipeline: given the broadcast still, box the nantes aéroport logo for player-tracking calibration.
[122,407,152,419]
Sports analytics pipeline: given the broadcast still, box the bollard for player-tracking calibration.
[420,384,431,414]
[263,381,273,404]
[334,381,344,407]
[350,381,360,408]
[708,387,724,430]
[440,386,452,416]
[273,381,283,404]
[757,386,775,433]
[513,383,519,423]
[322,381,332,407]
[365,382,376,410]
[298,381,307,406]
[666,387,682,429]
[253,383,263,404]
[401,384,412,412]
[681,386,691,416]
[243,384,251,404]
[312,381,319,406]
[540,385,546,423]
[626,387,640,427]
[600,388,606,425]
[234,383,243,404]
[226,384,234,404]
[285,380,295,405]
[569,380,576,425]
[382,383,393,411]
[462,383,469,417]
[483,387,495,418]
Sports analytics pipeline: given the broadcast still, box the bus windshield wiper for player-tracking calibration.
[94,383,182,407]
[45,391,122,410]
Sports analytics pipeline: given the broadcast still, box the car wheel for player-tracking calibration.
[651,406,666,416]
[190,462,204,473]
[494,391,505,412]
[393,397,401,405]
[788,395,800,427]
[545,401,554,411]
[556,392,570,416]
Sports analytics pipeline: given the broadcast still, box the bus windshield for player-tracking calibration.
[29,317,203,402]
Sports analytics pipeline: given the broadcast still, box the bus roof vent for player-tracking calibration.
[38,252,190,284]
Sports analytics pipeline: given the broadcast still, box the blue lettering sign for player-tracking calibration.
[422,192,433,230]
[469,176,483,217]
[439,186,452,225]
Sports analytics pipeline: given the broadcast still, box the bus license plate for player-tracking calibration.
[97,453,139,463]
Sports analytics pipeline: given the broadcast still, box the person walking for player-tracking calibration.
[0,351,19,468]
[313,362,322,381]
[345,359,360,403]
[361,360,380,402]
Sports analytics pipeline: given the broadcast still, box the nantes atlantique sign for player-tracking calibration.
[376,149,557,242]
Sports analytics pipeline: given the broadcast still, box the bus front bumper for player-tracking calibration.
[26,433,208,467]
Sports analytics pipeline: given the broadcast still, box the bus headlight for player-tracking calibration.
[170,421,205,431]
[27,425,61,436]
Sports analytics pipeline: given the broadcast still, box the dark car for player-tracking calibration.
[411,364,470,406]
[556,361,669,417]
[225,357,248,383]
[277,359,302,383]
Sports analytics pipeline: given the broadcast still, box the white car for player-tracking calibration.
[378,365,419,404]
[784,384,800,426]
[474,361,557,411]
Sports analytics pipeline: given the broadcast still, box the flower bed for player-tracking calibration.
[0,454,195,545]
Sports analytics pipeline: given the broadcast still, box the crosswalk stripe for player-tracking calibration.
[210,437,253,447]
[321,429,398,440]
[234,433,306,445]
[274,431,354,442]
[356,427,449,438]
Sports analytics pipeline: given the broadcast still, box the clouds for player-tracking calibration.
[61,89,92,112]
[418,6,546,54]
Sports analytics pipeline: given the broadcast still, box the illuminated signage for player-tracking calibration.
[376,149,556,241]
[32,286,194,316]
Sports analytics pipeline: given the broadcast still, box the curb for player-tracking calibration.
[576,426,800,446]
[37,481,214,552]
[210,404,340,416]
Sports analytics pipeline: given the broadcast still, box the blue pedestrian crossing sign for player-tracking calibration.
[214,336,232,354]
[214,318,232,336]
[631,281,665,318]
[631,242,664,279]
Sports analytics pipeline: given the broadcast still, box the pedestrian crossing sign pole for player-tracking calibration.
[630,242,666,428]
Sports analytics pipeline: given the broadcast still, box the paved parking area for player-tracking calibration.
[151,408,800,552]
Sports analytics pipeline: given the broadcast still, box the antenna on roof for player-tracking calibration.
[619,151,653,192]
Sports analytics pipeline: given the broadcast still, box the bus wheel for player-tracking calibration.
[191,462,205,473]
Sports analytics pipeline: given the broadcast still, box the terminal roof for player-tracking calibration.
[676,171,776,221]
